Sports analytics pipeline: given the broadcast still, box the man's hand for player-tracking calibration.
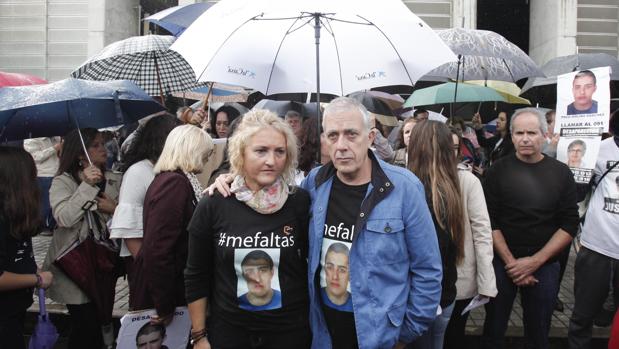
[505,256,542,283]
[204,173,234,197]
[514,274,539,287]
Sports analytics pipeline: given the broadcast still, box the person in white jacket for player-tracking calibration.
[23,137,61,235]
[444,130,497,349]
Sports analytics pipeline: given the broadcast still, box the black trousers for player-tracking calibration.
[568,247,619,349]
[208,317,311,349]
[66,303,103,349]
[444,298,472,349]
[0,311,26,349]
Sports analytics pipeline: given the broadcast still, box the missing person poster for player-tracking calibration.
[555,66,611,183]
[117,307,190,349]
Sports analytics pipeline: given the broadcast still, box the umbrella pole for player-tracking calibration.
[153,53,165,106]
[202,82,214,111]
[452,55,462,118]
[67,101,93,166]
[314,13,322,163]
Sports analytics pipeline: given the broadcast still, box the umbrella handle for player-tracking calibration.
[38,288,47,318]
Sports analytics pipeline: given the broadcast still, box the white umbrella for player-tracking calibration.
[171,0,456,98]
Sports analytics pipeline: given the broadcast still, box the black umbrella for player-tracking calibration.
[252,99,320,119]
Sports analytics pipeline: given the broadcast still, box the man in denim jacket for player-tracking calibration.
[301,97,442,349]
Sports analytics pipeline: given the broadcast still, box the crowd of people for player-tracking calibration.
[0,96,618,349]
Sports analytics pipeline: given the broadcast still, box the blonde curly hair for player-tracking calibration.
[228,109,298,186]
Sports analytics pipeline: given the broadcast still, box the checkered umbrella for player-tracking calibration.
[71,35,200,99]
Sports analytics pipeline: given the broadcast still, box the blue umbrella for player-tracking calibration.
[28,288,59,349]
[144,3,213,37]
[0,78,165,142]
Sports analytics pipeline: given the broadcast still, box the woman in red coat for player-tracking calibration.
[129,125,213,325]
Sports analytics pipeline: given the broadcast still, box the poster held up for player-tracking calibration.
[116,307,190,349]
[555,66,611,183]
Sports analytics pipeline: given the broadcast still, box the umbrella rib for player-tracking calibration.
[265,16,305,95]
[254,14,314,21]
[323,17,345,96]
[286,16,314,35]
[356,15,414,86]
[502,58,516,83]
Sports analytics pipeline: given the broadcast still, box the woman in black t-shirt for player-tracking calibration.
[407,121,466,349]
[185,110,311,349]
[0,147,53,349]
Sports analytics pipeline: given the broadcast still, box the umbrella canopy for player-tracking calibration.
[144,3,213,36]
[466,80,530,105]
[173,82,249,103]
[404,82,506,108]
[0,79,164,141]
[421,28,544,82]
[366,90,405,110]
[521,53,619,107]
[28,289,59,349]
[0,71,47,87]
[71,35,200,98]
[171,0,457,96]
[348,91,399,126]
[252,99,319,118]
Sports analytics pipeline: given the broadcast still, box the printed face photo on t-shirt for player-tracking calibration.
[320,239,353,311]
[235,248,282,311]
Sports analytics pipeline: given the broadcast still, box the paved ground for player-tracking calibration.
[30,235,612,339]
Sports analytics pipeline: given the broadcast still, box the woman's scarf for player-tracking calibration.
[230,175,289,214]
[184,171,204,202]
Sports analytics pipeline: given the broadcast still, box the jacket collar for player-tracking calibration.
[314,150,394,198]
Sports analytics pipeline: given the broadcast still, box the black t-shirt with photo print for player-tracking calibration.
[320,175,368,349]
[185,189,310,332]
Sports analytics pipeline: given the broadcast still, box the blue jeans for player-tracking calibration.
[37,176,56,231]
[409,302,455,349]
[482,257,560,349]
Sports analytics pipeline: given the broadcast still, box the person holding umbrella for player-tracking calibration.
[42,128,121,349]
[0,146,54,349]
[471,110,515,172]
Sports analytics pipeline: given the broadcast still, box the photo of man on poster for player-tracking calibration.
[135,323,168,349]
[238,250,282,311]
[321,242,353,311]
[567,70,598,115]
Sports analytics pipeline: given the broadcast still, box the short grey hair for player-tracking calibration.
[285,110,301,119]
[323,97,371,131]
[510,108,548,135]
[568,139,587,152]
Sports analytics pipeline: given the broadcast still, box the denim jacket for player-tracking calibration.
[301,152,442,349]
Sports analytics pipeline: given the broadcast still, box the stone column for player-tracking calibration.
[529,0,577,66]
[452,0,477,29]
